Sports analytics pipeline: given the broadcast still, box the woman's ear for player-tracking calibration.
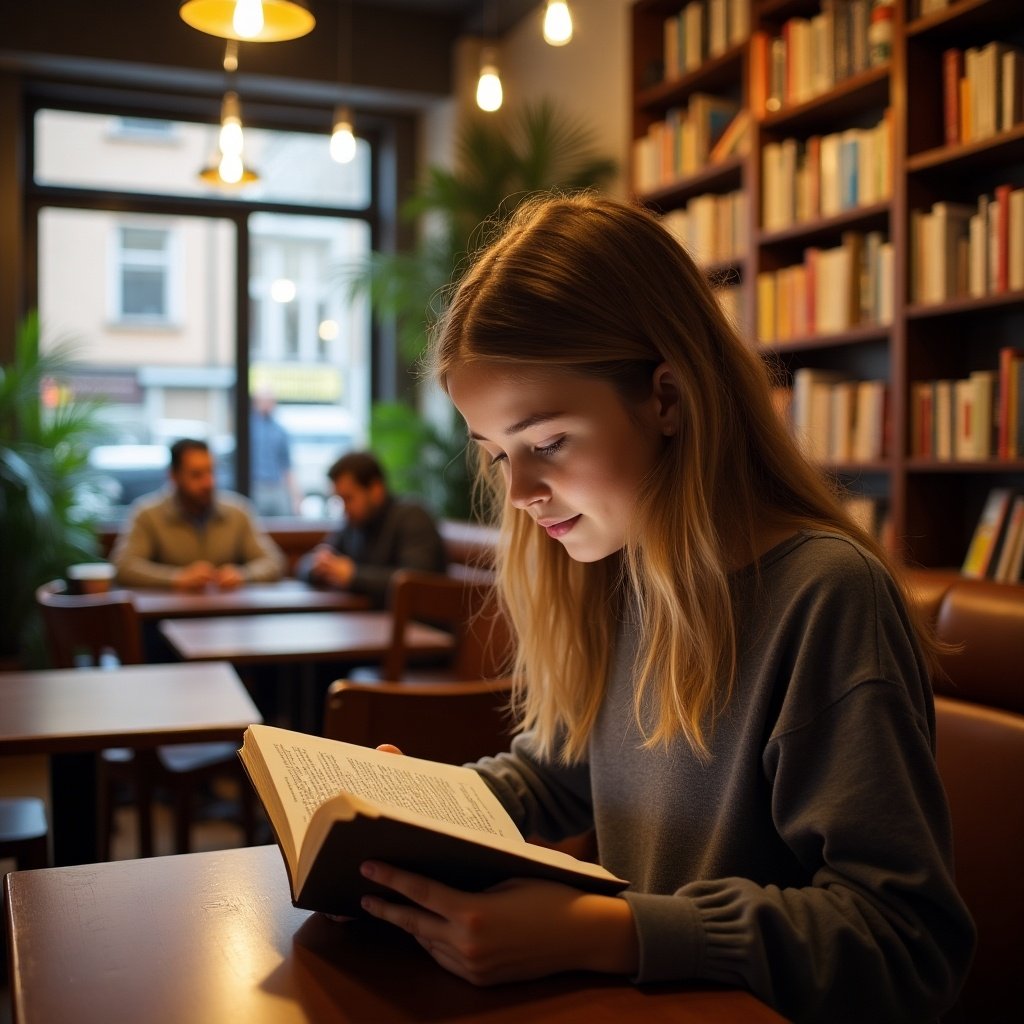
[650,362,682,437]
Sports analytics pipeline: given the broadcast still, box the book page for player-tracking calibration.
[245,724,523,853]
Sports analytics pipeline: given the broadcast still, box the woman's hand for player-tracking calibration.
[357,861,638,986]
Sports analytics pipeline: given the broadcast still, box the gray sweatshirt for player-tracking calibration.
[472,532,975,1023]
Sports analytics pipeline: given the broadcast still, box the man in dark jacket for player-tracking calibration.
[296,451,447,608]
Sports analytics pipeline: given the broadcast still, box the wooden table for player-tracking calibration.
[158,612,454,732]
[157,611,452,665]
[0,662,261,866]
[127,579,370,620]
[4,845,786,1024]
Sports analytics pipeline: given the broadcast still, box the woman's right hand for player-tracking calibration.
[376,744,403,755]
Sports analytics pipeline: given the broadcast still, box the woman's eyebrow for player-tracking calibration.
[468,412,564,441]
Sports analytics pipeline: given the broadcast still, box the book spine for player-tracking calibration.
[943,48,963,146]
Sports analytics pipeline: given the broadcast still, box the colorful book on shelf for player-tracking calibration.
[238,724,627,917]
[992,494,1024,583]
[961,488,1015,578]
[708,108,750,163]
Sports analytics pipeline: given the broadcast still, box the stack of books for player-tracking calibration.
[661,189,748,266]
[661,0,751,81]
[962,488,1024,583]
[941,41,1024,147]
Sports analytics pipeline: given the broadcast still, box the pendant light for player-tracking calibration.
[199,48,259,187]
[330,0,357,163]
[542,1,573,46]
[476,45,503,112]
[179,0,315,43]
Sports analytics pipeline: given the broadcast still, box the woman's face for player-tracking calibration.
[448,361,676,563]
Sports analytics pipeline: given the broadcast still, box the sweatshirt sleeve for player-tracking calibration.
[471,731,595,843]
[349,506,448,606]
[111,504,180,587]
[624,679,976,1024]
[231,503,285,582]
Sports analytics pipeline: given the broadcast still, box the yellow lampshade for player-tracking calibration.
[198,160,259,186]
[179,0,315,42]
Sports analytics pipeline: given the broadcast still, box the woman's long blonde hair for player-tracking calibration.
[430,193,933,762]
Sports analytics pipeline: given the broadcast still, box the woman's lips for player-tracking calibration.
[543,514,581,539]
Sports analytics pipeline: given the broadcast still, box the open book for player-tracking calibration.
[238,724,628,916]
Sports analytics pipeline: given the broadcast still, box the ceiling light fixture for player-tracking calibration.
[330,0,357,164]
[179,0,315,43]
[199,87,259,187]
[542,1,573,46]
[476,45,503,112]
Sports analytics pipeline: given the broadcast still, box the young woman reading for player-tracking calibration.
[355,194,975,1023]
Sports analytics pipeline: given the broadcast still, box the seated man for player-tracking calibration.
[297,451,447,608]
[112,438,285,590]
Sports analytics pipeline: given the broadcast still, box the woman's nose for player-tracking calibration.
[507,459,547,509]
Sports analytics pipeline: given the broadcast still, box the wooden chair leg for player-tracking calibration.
[134,751,158,859]
[173,785,192,855]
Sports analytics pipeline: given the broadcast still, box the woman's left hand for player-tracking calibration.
[357,860,638,986]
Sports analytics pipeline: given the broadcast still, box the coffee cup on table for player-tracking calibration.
[67,562,117,595]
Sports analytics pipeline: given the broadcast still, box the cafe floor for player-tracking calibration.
[2,757,254,1024]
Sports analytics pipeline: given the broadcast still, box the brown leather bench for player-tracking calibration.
[904,569,1024,1024]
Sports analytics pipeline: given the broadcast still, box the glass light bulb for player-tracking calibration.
[543,1,573,46]
[233,0,264,39]
[476,66,503,112]
[330,120,357,164]
[219,117,243,156]
[219,152,243,184]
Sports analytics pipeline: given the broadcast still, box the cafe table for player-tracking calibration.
[0,661,261,866]
[4,844,787,1024]
[158,611,454,731]
[126,579,371,620]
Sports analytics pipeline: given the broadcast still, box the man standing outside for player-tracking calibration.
[112,438,285,590]
[296,451,447,608]
[250,387,299,517]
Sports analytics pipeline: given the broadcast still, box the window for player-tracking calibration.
[113,225,176,323]
[33,105,378,521]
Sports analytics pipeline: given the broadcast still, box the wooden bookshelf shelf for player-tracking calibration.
[761,324,892,352]
[631,0,1024,570]
[757,201,891,246]
[905,0,1021,41]
[906,459,1024,473]
[906,289,1024,319]
[906,124,1024,174]
[635,44,746,114]
[637,155,745,208]
[828,460,893,475]
[761,65,891,135]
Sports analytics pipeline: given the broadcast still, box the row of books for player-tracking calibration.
[756,231,893,342]
[777,369,888,463]
[632,94,740,193]
[750,0,884,117]
[962,487,1024,583]
[661,189,748,266]
[761,112,891,232]
[909,186,1024,305]
[942,41,1024,146]
[661,0,751,82]
[910,349,1024,462]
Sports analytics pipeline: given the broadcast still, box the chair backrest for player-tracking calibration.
[382,570,513,682]
[35,580,144,668]
[934,695,1024,1023]
[323,678,517,765]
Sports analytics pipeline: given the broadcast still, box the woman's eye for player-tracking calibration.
[488,451,507,467]
[535,437,567,457]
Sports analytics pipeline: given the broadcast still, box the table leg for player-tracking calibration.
[50,752,98,866]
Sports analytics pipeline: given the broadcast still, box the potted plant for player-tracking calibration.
[0,312,110,667]
[357,100,617,517]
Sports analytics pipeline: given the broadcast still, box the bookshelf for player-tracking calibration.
[631,0,1024,573]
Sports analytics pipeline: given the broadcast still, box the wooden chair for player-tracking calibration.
[323,677,517,765]
[380,570,513,683]
[35,580,255,858]
[0,796,48,984]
